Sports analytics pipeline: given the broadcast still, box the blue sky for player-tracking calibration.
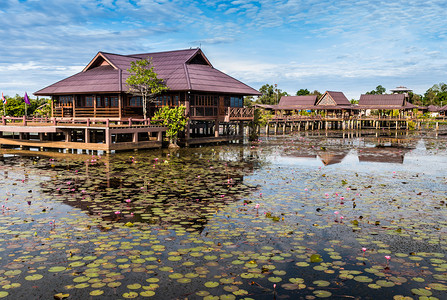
[1,0,447,100]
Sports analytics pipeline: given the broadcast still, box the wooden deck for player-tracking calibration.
[263,115,444,135]
[0,116,166,153]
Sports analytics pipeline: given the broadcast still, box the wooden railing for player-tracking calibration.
[53,106,120,118]
[1,116,160,127]
[227,107,254,120]
[75,108,120,118]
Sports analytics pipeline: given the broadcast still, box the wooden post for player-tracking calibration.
[104,127,111,151]
[157,130,163,142]
[85,129,90,143]
[118,93,123,120]
[65,129,71,142]
[214,119,219,137]
[72,95,76,118]
[93,95,97,118]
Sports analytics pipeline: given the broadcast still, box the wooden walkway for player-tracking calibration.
[0,116,167,153]
[263,116,444,134]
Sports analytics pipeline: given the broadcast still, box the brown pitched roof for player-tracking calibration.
[278,95,317,108]
[316,91,351,106]
[328,91,351,105]
[35,49,261,96]
[358,94,405,107]
[427,105,441,112]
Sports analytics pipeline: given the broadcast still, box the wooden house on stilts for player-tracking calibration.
[33,48,260,147]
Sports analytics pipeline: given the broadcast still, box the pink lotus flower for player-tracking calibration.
[255,204,260,209]
[115,211,121,215]
[362,247,367,252]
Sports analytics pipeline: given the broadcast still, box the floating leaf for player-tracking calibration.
[204,281,219,288]
[89,290,104,296]
[53,293,69,300]
[123,292,139,299]
[313,290,332,298]
[310,254,323,263]
[25,274,43,281]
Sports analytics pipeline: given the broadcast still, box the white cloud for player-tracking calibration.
[1,0,447,97]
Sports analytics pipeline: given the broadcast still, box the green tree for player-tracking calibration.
[423,83,447,106]
[33,98,52,117]
[296,88,310,96]
[152,105,188,148]
[311,90,322,99]
[408,92,422,105]
[366,85,386,95]
[126,58,168,119]
[0,94,46,117]
[258,84,288,105]
[244,96,255,107]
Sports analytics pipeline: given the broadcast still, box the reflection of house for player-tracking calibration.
[358,146,409,164]
[37,149,257,233]
[286,149,317,159]
[317,148,350,165]
[35,48,260,143]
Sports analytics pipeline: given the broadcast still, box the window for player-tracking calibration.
[194,94,217,106]
[97,96,103,107]
[174,95,179,106]
[85,96,94,107]
[230,96,243,108]
[129,96,142,107]
[59,96,72,106]
[110,96,118,107]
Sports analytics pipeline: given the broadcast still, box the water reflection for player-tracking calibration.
[33,147,264,233]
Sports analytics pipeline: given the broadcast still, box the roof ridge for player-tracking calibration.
[126,48,199,58]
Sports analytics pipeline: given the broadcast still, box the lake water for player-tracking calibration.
[0,130,446,299]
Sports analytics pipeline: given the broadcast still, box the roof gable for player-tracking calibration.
[83,52,118,72]
[186,49,213,67]
[316,92,336,106]
[314,91,351,106]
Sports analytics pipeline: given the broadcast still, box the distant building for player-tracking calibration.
[358,94,416,116]
[389,86,413,99]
